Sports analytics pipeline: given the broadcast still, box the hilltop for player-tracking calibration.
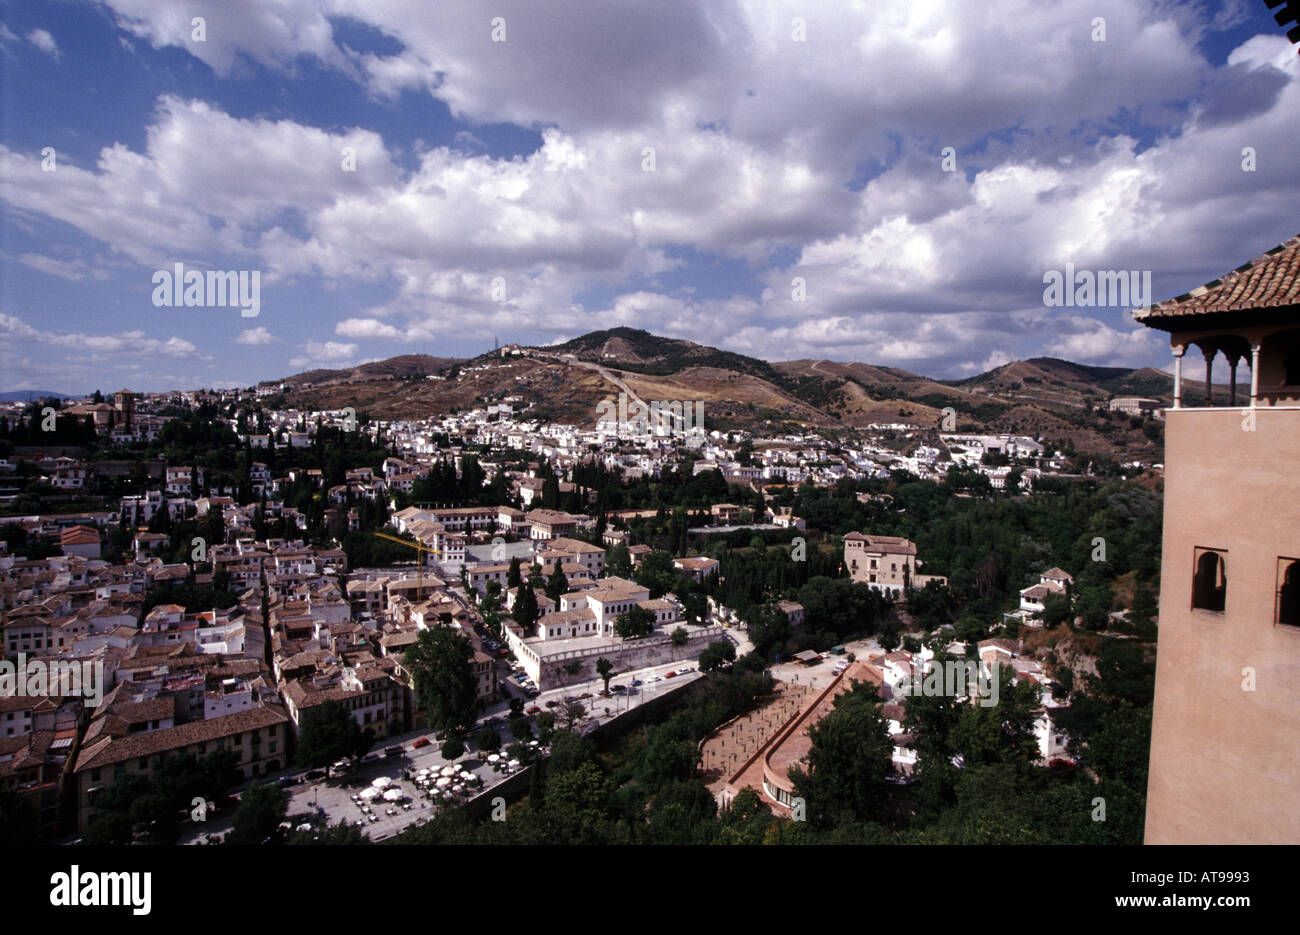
[256,328,1208,458]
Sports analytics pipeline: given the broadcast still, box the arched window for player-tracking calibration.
[1279,559,1300,628]
[1192,549,1226,612]
[1285,345,1300,387]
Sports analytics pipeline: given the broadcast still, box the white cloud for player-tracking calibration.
[18,253,98,281]
[6,3,1295,378]
[288,339,359,369]
[26,28,58,58]
[234,326,277,345]
[0,312,209,360]
[335,318,404,340]
[1044,315,1165,366]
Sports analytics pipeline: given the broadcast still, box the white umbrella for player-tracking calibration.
[459,771,474,781]
[437,776,452,787]
[487,754,500,763]
[383,788,404,801]
[417,769,430,778]
[508,759,521,769]
[440,766,456,777]
[359,787,380,800]
[296,823,313,832]
[371,776,392,788]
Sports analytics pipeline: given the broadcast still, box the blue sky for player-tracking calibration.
[1,0,1298,394]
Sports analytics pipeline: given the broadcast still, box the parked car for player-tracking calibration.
[384,745,404,757]
[412,738,430,749]
[361,752,380,764]
[525,705,541,715]
[277,775,299,787]
[664,671,677,678]
[611,685,626,693]
[305,769,327,781]
[631,679,643,687]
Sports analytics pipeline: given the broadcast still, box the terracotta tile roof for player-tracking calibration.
[74,704,289,772]
[1138,233,1300,321]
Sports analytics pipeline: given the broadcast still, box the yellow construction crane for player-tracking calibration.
[373,531,432,601]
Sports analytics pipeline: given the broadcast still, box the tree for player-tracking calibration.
[717,786,772,845]
[648,780,718,845]
[698,639,736,672]
[606,542,632,577]
[510,716,533,741]
[562,701,586,732]
[1040,592,1072,628]
[226,782,287,845]
[507,556,523,589]
[295,700,364,768]
[0,786,39,845]
[615,605,655,639]
[535,711,557,744]
[512,584,540,635]
[476,726,502,753]
[441,737,465,761]
[547,730,595,775]
[596,657,614,694]
[788,681,893,827]
[670,626,688,647]
[405,627,478,733]
[287,819,367,845]
[542,561,570,601]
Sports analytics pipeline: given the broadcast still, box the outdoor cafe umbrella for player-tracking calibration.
[436,777,452,787]
[383,788,404,802]
[487,754,501,763]
[359,787,381,800]
[371,776,393,788]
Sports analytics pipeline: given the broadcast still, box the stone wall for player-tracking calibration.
[535,626,726,691]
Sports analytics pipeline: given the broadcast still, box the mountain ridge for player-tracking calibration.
[256,328,1205,459]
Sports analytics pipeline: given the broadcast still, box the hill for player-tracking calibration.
[0,390,76,401]
[262,331,1187,458]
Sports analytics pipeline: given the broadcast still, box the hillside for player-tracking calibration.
[261,330,1185,458]
[271,354,463,390]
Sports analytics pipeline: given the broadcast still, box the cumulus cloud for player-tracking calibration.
[6,2,1296,379]
[234,326,277,345]
[288,339,359,369]
[0,312,209,360]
